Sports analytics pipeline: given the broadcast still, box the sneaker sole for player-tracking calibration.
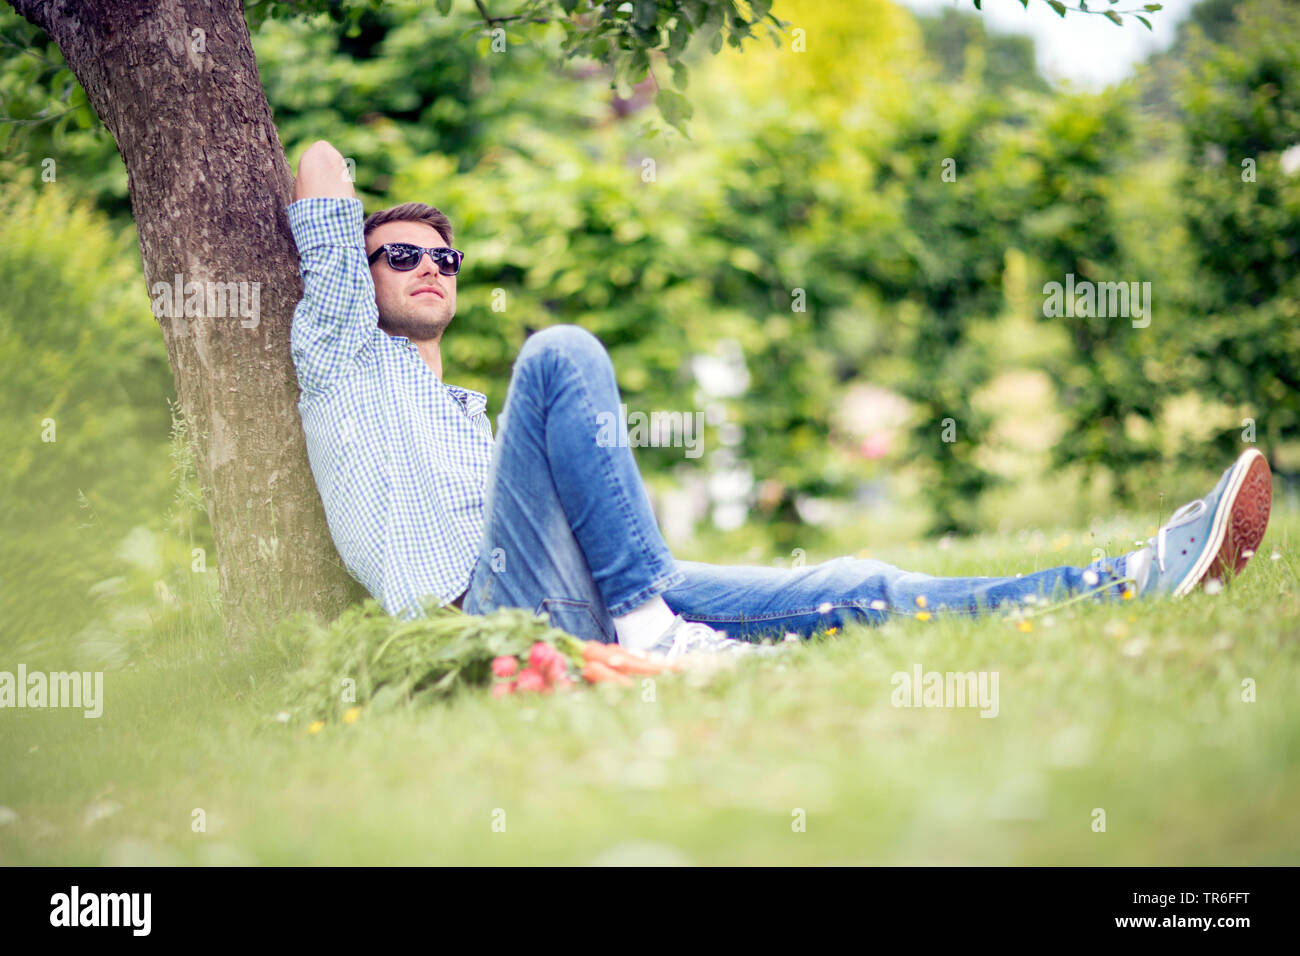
[1174,449,1272,597]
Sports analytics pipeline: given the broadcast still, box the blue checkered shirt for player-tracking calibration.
[287,197,494,619]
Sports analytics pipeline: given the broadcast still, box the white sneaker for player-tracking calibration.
[645,615,783,662]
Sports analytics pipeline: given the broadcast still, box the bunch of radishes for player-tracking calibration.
[491,641,575,696]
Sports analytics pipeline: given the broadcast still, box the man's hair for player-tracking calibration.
[363,202,454,246]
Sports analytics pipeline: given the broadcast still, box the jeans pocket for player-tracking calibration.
[535,597,613,644]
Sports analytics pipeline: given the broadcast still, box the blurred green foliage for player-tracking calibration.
[0,176,217,666]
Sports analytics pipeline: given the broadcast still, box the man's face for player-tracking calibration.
[365,220,458,343]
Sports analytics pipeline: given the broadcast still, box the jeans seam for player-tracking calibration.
[678,598,872,625]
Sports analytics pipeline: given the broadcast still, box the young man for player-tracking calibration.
[287,141,1274,660]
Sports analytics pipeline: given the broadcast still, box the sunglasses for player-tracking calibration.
[367,242,464,275]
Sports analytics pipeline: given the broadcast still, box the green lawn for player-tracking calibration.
[2,509,1297,865]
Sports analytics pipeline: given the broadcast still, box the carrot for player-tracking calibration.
[580,660,634,686]
[605,650,678,675]
[582,640,623,665]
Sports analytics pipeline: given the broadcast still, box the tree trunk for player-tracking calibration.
[11,0,368,642]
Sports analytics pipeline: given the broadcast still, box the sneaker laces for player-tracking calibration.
[665,620,748,659]
[1153,499,1207,573]
[653,618,779,661]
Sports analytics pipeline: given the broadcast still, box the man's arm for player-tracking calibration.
[287,140,378,397]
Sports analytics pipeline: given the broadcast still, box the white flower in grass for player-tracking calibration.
[1083,570,1100,586]
[1204,578,1224,596]
[1121,637,1147,658]
[83,799,122,828]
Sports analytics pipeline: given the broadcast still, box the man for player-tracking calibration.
[287,140,1274,660]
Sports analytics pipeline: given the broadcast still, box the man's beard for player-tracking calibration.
[377,307,451,343]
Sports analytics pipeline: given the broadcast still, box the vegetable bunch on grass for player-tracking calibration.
[278,599,682,723]
[279,598,586,722]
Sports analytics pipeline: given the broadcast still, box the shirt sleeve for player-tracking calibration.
[287,197,378,397]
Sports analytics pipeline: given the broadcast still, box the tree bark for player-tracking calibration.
[11,0,368,642]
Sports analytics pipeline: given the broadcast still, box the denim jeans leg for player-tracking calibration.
[463,325,683,641]
[662,552,1135,641]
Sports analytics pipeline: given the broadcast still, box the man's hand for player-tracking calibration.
[293,140,356,201]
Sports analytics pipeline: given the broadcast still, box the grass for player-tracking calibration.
[1,508,1297,865]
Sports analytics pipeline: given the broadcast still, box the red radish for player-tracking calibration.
[544,657,567,683]
[492,655,519,678]
[516,668,546,693]
[529,642,557,672]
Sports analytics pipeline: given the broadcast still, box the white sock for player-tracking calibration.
[1125,547,1154,594]
[614,596,676,651]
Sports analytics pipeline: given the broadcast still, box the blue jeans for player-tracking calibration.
[464,325,1134,643]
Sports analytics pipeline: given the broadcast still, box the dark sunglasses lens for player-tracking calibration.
[435,251,461,275]
[387,245,422,270]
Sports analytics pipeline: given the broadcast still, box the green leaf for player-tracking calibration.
[629,46,650,84]
[671,58,689,90]
[1103,10,1122,25]
[436,0,452,15]
[634,0,658,32]
[666,22,690,58]
[1143,3,1162,10]
[1137,15,1152,30]
[656,87,693,135]
[1047,0,1068,17]
[973,0,982,9]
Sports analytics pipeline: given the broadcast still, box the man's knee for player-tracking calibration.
[517,323,607,367]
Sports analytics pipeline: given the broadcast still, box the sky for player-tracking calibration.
[898,0,1202,89]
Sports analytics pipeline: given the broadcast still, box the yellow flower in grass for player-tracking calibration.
[826,626,839,635]
[1122,588,1135,601]
[1016,620,1033,632]
[342,706,361,725]
[307,720,324,735]
[915,611,932,622]
[915,595,928,608]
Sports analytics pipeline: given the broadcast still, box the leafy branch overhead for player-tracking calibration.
[276,0,1163,134]
[7,1,1165,139]
[238,0,790,136]
[975,0,1164,30]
